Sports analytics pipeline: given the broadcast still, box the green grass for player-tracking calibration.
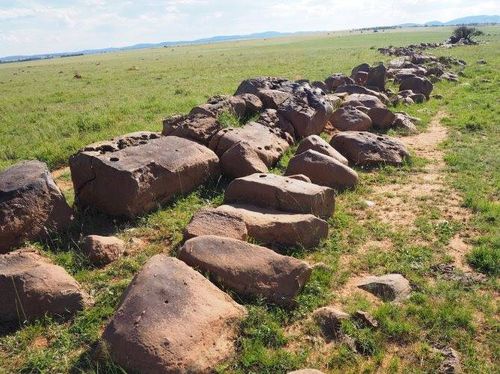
[1,26,499,373]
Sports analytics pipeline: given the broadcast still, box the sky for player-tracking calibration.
[0,0,499,57]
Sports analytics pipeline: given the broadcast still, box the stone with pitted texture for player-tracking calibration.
[296,135,348,165]
[183,208,248,241]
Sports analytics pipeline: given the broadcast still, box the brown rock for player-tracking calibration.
[366,64,387,91]
[81,235,125,266]
[287,174,312,183]
[330,131,410,167]
[0,160,73,253]
[357,274,411,302]
[179,236,312,306]
[399,75,433,99]
[0,249,91,322]
[219,142,269,178]
[367,107,396,130]
[313,307,349,339]
[225,173,335,219]
[102,255,246,373]
[257,108,296,140]
[258,89,292,109]
[325,74,354,92]
[285,150,359,191]
[183,208,248,241]
[296,135,349,165]
[331,107,373,132]
[216,204,328,249]
[342,93,386,109]
[336,85,389,103]
[353,310,379,329]
[70,134,219,218]
[162,114,221,145]
[392,113,418,134]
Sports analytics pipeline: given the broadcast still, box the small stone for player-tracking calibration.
[81,235,125,266]
[353,310,379,329]
[313,307,349,339]
[357,274,411,302]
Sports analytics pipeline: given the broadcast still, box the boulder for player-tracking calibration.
[188,94,262,119]
[257,108,296,140]
[331,107,373,132]
[325,74,354,92]
[81,235,125,266]
[296,135,349,165]
[342,93,386,109]
[70,134,219,218]
[102,255,246,373]
[225,173,335,219]
[330,132,410,167]
[366,64,387,91]
[357,274,411,302]
[162,114,221,145]
[216,204,328,249]
[335,85,388,103]
[313,307,349,339]
[392,113,418,134]
[183,208,248,241]
[367,107,396,130]
[179,236,312,306]
[258,89,293,109]
[399,75,433,99]
[285,150,359,191]
[219,142,269,178]
[0,249,91,322]
[0,160,73,253]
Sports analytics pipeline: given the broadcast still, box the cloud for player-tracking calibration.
[0,0,498,56]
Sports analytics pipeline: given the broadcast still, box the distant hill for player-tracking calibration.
[398,15,500,28]
[0,31,293,63]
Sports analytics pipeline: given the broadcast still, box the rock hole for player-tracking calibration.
[110,157,119,162]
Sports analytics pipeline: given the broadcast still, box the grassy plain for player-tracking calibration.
[0,27,498,373]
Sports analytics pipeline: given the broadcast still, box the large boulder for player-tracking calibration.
[399,75,433,99]
[366,64,387,91]
[70,133,219,218]
[183,208,248,241]
[342,93,386,109]
[225,173,335,219]
[179,236,312,306]
[367,107,396,130]
[324,74,354,92]
[162,114,221,146]
[335,85,388,103]
[0,160,73,253]
[216,204,328,249]
[296,135,349,165]
[331,107,373,131]
[392,113,418,134]
[102,255,246,373]
[81,235,125,266]
[285,150,359,191]
[330,132,410,167]
[256,108,296,140]
[189,94,262,119]
[0,249,91,322]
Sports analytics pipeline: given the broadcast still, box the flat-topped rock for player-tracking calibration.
[70,135,219,217]
[179,236,312,306]
[399,75,433,99]
[357,274,411,302]
[0,249,91,322]
[296,135,348,165]
[162,114,221,146]
[216,204,328,249]
[342,93,386,109]
[285,150,359,191]
[189,94,261,119]
[225,173,335,219]
[335,85,388,103]
[183,208,248,241]
[102,255,246,373]
[0,160,73,253]
[330,131,410,167]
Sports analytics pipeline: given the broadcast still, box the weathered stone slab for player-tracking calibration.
[0,160,73,253]
[285,150,359,191]
[70,134,219,218]
[102,255,246,373]
[179,236,312,305]
[331,107,373,132]
[184,208,248,241]
[296,135,349,166]
[162,114,221,146]
[225,173,335,219]
[330,131,410,167]
[0,249,91,322]
[357,274,411,302]
[216,203,328,249]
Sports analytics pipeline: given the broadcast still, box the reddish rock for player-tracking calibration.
[0,249,91,322]
[81,235,125,266]
[102,255,246,373]
[342,93,386,109]
[357,274,411,302]
[0,160,73,253]
[325,74,354,92]
[330,131,410,167]
[216,204,328,249]
[70,134,219,218]
[367,107,396,130]
[286,150,358,191]
[162,114,221,145]
[331,107,373,132]
[399,75,433,99]
[225,173,335,219]
[296,135,348,165]
[184,208,248,241]
[179,236,312,306]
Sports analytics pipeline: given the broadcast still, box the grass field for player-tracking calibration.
[0,26,499,373]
